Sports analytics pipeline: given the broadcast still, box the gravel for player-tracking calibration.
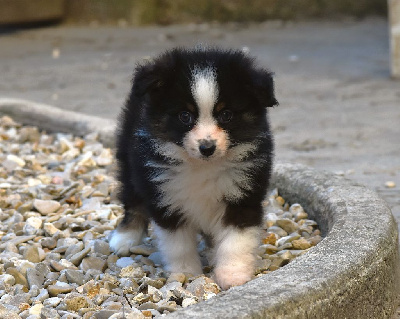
[0,116,322,318]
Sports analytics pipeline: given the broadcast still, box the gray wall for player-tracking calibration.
[0,0,385,26]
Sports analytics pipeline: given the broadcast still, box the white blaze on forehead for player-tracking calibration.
[185,66,228,158]
[191,66,218,121]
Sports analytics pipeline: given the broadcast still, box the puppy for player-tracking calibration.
[109,47,277,289]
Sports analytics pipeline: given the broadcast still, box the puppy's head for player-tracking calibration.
[132,48,278,161]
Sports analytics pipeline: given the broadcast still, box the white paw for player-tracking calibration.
[153,224,203,275]
[214,265,253,290]
[108,230,142,256]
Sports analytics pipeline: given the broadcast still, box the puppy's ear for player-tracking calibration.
[250,69,279,108]
[132,64,164,97]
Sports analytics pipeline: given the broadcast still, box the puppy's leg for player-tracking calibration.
[212,226,260,290]
[109,209,147,256]
[154,224,202,275]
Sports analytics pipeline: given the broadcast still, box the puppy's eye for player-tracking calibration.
[218,110,233,124]
[179,111,193,125]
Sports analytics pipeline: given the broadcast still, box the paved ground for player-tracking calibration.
[0,18,399,233]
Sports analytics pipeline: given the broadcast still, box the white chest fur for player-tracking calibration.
[150,154,256,233]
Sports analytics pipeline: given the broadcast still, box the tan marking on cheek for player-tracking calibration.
[212,129,230,152]
[216,102,225,113]
[186,103,196,113]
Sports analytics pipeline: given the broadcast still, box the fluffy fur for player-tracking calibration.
[109,47,278,289]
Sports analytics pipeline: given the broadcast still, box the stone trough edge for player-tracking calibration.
[0,98,115,147]
[1,98,399,318]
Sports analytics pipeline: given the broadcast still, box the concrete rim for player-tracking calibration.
[0,98,115,147]
[1,99,399,318]
[168,164,399,318]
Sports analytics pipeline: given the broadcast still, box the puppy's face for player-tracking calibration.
[182,67,230,159]
[134,50,277,161]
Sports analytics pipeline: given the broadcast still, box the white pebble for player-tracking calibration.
[34,199,61,215]
[43,223,60,236]
[266,212,278,221]
[289,203,304,214]
[182,297,198,307]
[43,297,62,307]
[204,292,217,300]
[29,303,43,315]
[6,154,26,167]
[96,208,112,220]
[95,148,113,166]
[52,48,60,59]
[27,178,42,186]
[385,181,396,188]
[23,217,43,235]
[0,274,15,286]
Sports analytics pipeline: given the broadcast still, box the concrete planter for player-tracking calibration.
[0,98,114,147]
[0,99,399,318]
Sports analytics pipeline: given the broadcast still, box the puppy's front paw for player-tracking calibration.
[214,265,253,290]
[108,230,142,256]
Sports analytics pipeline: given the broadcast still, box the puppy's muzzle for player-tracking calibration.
[198,139,216,157]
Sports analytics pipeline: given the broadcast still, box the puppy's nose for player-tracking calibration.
[198,139,216,157]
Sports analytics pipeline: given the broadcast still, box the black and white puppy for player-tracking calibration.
[109,47,277,289]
